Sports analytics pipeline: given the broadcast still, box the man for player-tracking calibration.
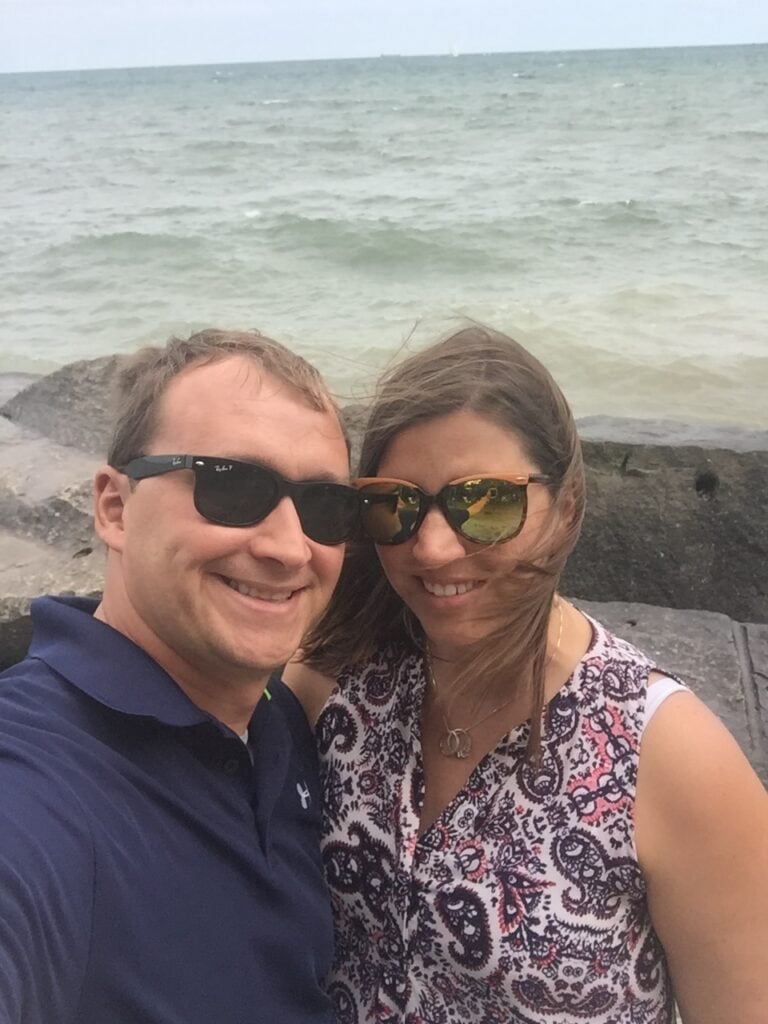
[0,329,359,1023]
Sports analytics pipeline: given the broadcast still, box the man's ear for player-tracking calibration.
[94,466,132,552]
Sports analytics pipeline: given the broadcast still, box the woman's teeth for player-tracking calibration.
[422,580,478,597]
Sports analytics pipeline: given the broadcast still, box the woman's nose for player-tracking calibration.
[409,505,467,566]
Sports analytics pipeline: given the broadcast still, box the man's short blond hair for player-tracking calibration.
[107,328,342,467]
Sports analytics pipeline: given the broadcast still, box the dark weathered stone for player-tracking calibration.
[0,404,104,671]
[0,417,100,547]
[340,403,369,469]
[576,415,768,453]
[0,373,41,407]
[0,529,104,671]
[0,601,32,673]
[745,623,768,744]
[562,435,768,623]
[0,355,121,457]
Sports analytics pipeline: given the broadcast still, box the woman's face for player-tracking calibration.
[374,409,554,661]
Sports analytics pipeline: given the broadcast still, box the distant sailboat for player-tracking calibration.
[451,43,460,57]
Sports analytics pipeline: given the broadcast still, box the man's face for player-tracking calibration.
[95,356,349,696]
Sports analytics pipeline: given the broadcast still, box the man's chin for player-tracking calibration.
[226,641,305,682]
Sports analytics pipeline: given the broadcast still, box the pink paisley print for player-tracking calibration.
[317,617,679,1024]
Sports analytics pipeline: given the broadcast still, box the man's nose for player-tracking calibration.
[244,496,313,568]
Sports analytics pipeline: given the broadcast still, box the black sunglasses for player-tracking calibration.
[355,474,551,546]
[121,455,359,545]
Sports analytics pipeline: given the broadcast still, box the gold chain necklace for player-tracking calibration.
[428,597,564,759]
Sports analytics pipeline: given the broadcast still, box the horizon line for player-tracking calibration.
[1,39,766,77]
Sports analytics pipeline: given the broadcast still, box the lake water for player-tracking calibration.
[1,45,766,425]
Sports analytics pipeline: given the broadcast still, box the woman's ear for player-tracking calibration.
[93,466,132,552]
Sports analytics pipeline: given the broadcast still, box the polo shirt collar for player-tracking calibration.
[28,595,213,729]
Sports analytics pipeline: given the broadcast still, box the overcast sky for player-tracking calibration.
[1,0,767,74]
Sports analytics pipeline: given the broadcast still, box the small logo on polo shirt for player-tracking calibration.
[296,781,311,809]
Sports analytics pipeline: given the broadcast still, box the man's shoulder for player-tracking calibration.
[0,652,122,832]
[0,659,97,813]
[0,750,96,906]
[0,742,95,1021]
[0,651,72,725]
[0,595,103,711]
[1,619,104,712]
[1,651,50,686]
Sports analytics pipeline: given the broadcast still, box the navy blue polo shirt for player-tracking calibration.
[0,596,335,1024]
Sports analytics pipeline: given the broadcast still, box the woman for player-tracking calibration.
[285,326,768,1024]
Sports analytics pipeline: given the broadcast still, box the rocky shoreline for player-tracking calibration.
[1,358,766,779]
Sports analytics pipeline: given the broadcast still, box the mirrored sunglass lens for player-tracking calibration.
[445,479,526,543]
[195,462,278,526]
[296,484,359,544]
[359,484,422,544]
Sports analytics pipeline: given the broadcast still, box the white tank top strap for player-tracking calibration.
[643,674,688,731]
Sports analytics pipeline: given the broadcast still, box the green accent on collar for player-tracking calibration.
[263,687,272,701]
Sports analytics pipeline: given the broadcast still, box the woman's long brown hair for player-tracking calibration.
[302,325,586,755]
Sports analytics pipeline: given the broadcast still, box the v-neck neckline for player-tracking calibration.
[407,634,591,846]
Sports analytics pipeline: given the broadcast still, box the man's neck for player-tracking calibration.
[167,672,271,737]
[93,599,271,736]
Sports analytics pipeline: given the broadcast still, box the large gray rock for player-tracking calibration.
[0,373,40,407]
[0,365,108,669]
[745,623,768,735]
[340,403,368,468]
[1,355,120,456]
[0,528,104,671]
[576,415,768,453]
[562,423,768,623]
[0,416,100,547]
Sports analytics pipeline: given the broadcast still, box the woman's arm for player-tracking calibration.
[635,688,768,1024]
[281,660,336,730]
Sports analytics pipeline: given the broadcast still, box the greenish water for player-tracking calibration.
[1,45,766,425]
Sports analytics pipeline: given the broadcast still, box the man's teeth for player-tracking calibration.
[422,580,478,597]
[226,579,294,602]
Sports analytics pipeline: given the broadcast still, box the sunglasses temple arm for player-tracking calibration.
[123,455,195,478]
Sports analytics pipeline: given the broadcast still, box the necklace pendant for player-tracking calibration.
[440,728,472,759]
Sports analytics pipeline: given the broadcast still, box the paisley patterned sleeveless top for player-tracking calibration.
[316,617,676,1024]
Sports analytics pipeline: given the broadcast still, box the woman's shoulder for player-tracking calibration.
[633,686,768,1020]
[579,611,654,666]
[572,611,658,706]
